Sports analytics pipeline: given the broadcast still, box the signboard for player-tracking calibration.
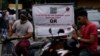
[32,4,74,37]
[9,4,22,10]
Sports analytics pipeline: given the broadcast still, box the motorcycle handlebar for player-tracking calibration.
[7,37,20,40]
[0,35,20,43]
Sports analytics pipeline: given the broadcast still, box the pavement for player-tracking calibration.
[0,44,2,56]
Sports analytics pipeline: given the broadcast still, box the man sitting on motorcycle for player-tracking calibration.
[72,8,98,56]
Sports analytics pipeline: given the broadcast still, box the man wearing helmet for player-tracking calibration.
[9,11,33,56]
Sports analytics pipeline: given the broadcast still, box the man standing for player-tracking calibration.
[72,8,98,56]
[9,11,33,56]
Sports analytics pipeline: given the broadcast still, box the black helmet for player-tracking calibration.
[20,9,29,17]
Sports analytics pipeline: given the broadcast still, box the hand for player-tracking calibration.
[16,35,21,39]
[72,24,78,31]
[72,30,78,40]
[17,35,25,39]
[72,34,78,40]
[76,30,83,38]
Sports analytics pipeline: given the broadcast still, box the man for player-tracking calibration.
[7,9,16,32]
[72,8,98,56]
[9,11,33,56]
[0,11,8,34]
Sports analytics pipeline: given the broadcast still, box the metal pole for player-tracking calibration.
[16,0,18,19]
[0,0,2,9]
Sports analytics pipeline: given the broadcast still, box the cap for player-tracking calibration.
[20,11,28,17]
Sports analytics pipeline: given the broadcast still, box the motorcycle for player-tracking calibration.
[40,28,78,56]
[0,29,18,56]
[0,28,47,56]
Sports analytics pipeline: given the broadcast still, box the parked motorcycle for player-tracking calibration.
[0,29,18,56]
[40,28,78,56]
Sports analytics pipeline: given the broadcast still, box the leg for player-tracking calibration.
[79,49,93,56]
[15,42,21,56]
[19,39,30,56]
[1,44,7,56]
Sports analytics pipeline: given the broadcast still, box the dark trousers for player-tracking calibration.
[15,39,30,56]
[79,48,96,56]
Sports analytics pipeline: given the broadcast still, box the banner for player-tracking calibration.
[32,4,74,37]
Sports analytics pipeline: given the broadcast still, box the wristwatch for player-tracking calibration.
[77,37,81,40]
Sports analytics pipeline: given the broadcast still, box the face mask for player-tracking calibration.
[20,14,28,24]
[20,14,27,20]
[20,19,27,24]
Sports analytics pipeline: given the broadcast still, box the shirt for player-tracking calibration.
[80,22,98,53]
[12,20,33,38]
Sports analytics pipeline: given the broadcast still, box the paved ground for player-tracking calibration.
[0,44,2,56]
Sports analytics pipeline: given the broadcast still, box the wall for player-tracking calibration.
[77,0,100,8]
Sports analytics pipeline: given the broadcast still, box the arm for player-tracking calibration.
[79,25,97,44]
[8,21,16,37]
[20,23,33,39]
[21,32,33,39]
[9,28,14,37]
[72,25,97,44]
[79,34,96,44]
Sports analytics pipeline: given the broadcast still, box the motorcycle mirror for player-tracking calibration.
[49,28,52,35]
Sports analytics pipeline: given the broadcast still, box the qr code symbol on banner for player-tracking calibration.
[50,7,57,14]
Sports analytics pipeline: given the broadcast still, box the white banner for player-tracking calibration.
[32,4,74,37]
